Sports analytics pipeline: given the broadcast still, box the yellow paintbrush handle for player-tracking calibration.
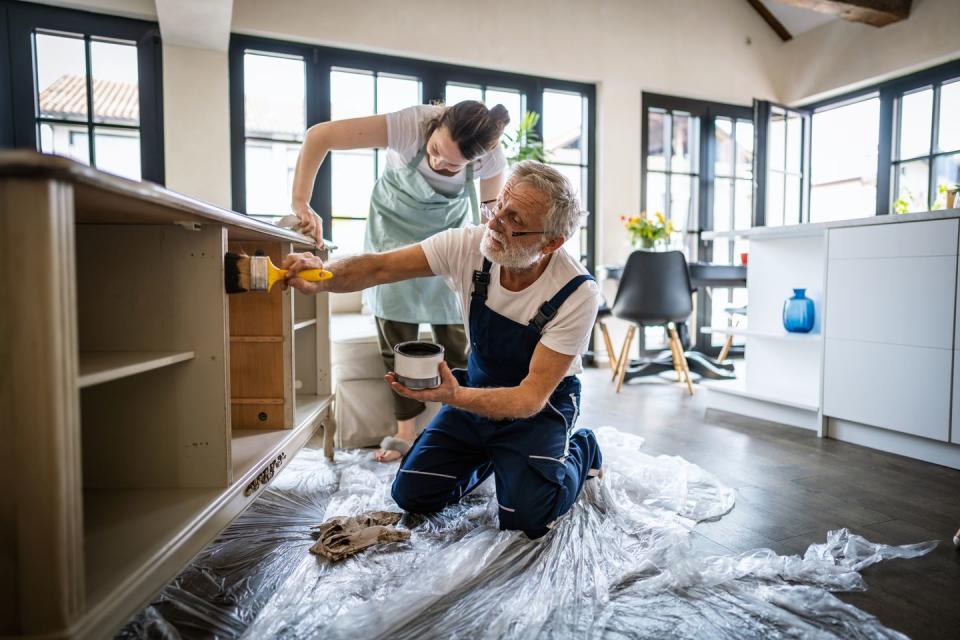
[289,268,333,282]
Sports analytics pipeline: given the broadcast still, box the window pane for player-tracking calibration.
[714,118,733,177]
[39,122,90,164]
[331,219,367,256]
[35,33,87,122]
[376,74,420,114]
[810,97,879,222]
[445,83,482,105]
[734,178,753,229]
[768,109,786,172]
[712,239,731,264]
[933,153,960,209]
[94,126,140,180]
[671,112,697,173]
[91,39,139,126]
[552,163,584,203]
[670,173,695,232]
[785,115,802,174]
[784,174,801,225]
[647,110,668,171]
[646,171,667,217]
[898,87,933,160]
[938,79,960,153]
[331,150,375,219]
[714,177,732,232]
[766,173,784,227]
[736,119,754,179]
[485,87,523,136]
[245,140,301,216]
[562,225,584,261]
[331,68,374,120]
[245,53,305,140]
[543,90,585,165]
[895,159,930,213]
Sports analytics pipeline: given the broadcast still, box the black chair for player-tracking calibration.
[610,250,694,394]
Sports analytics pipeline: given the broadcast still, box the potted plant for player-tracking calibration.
[938,183,960,210]
[621,211,674,250]
[501,111,547,165]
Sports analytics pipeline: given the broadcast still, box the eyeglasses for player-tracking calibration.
[481,202,545,237]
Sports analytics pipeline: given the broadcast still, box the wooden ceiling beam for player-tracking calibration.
[774,0,912,28]
[747,0,793,41]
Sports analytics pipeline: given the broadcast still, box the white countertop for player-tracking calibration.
[702,208,960,241]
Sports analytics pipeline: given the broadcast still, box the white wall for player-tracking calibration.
[777,0,960,104]
[162,45,232,208]
[230,0,783,266]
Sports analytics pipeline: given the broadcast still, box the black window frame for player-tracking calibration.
[641,92,752,355]
[228,34,597,273]
[803,57,960,217]
[1,0,165,184]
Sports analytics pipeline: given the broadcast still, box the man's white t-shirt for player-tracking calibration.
[385,105,508,197]
[422,225,601,377]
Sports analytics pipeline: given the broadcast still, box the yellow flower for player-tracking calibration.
[655,211,665,224]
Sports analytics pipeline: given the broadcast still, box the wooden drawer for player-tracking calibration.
[824,255,957,349]
[823,338,951,441]
[828,219,958,260]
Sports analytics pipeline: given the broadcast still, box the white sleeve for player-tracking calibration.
[539,282,601,356]
[475,145,508,180]
[386,105,430,162]
[421,226,469,283]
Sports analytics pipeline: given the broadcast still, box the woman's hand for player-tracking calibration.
[291,202,324,246]
[385,361,460,405]
[280,251,328,293]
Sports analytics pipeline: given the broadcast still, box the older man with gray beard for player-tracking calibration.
[282,160,603,538]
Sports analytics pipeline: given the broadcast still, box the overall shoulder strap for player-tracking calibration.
[409,144,427,169]
[529,274,595,333]
[471,258,493,300]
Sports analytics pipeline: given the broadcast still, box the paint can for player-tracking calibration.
[393,341,444,389]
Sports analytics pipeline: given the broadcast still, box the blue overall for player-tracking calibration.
[391,258,603,538]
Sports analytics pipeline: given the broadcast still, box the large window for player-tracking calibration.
[641,93,752,354]
[2,1,164,183]
[809,97,879,222]
[230,36,596,271]
[891,80,960,212]
[804,58,960,218]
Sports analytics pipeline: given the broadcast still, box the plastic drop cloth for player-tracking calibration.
[119,427,935,639]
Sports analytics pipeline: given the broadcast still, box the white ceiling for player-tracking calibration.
[760,0,837,37]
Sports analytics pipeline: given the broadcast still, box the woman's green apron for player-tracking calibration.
[363,144,479,324]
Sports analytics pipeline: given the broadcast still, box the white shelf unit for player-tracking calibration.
[0,152,333,639]
[700,326,822,342]
[702,233,826,432]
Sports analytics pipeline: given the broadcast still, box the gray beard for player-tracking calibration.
[480,227,542,271]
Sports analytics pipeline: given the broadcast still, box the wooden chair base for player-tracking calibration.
[612,323,694,395]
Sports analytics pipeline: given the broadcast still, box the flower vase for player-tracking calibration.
[783,288,815,333]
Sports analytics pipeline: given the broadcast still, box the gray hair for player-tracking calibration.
[507,160,586,241]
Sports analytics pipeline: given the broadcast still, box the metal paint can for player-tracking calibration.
[393,341,444,389]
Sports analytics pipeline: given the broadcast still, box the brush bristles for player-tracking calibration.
[224,252,251,294]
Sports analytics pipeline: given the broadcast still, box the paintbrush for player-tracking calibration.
[224,252,332,294]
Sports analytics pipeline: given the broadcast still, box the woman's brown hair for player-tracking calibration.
[423,100,511,161]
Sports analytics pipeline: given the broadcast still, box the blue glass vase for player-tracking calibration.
[783,289,815,333]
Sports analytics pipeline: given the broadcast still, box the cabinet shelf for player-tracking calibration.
[78,351,196,388]
[700,327,821,341]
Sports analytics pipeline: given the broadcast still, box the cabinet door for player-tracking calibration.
[824,339,952,441]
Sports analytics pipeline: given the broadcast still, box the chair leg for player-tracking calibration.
[598,319,617,368]
[717,334,734,362]
[667,328,684,381]
[611,324,632,382]
[668,324,694,396]
[615,325,636,393]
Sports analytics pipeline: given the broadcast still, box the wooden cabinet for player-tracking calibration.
[0,152,332,638]
[823,219,959,442]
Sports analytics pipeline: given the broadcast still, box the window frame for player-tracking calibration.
[803,57,960,217]
[2,0,165,183]
[228,34,597,273]
[641,92,753,356]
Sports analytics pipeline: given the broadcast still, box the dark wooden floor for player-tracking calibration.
[577,366,960,640]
